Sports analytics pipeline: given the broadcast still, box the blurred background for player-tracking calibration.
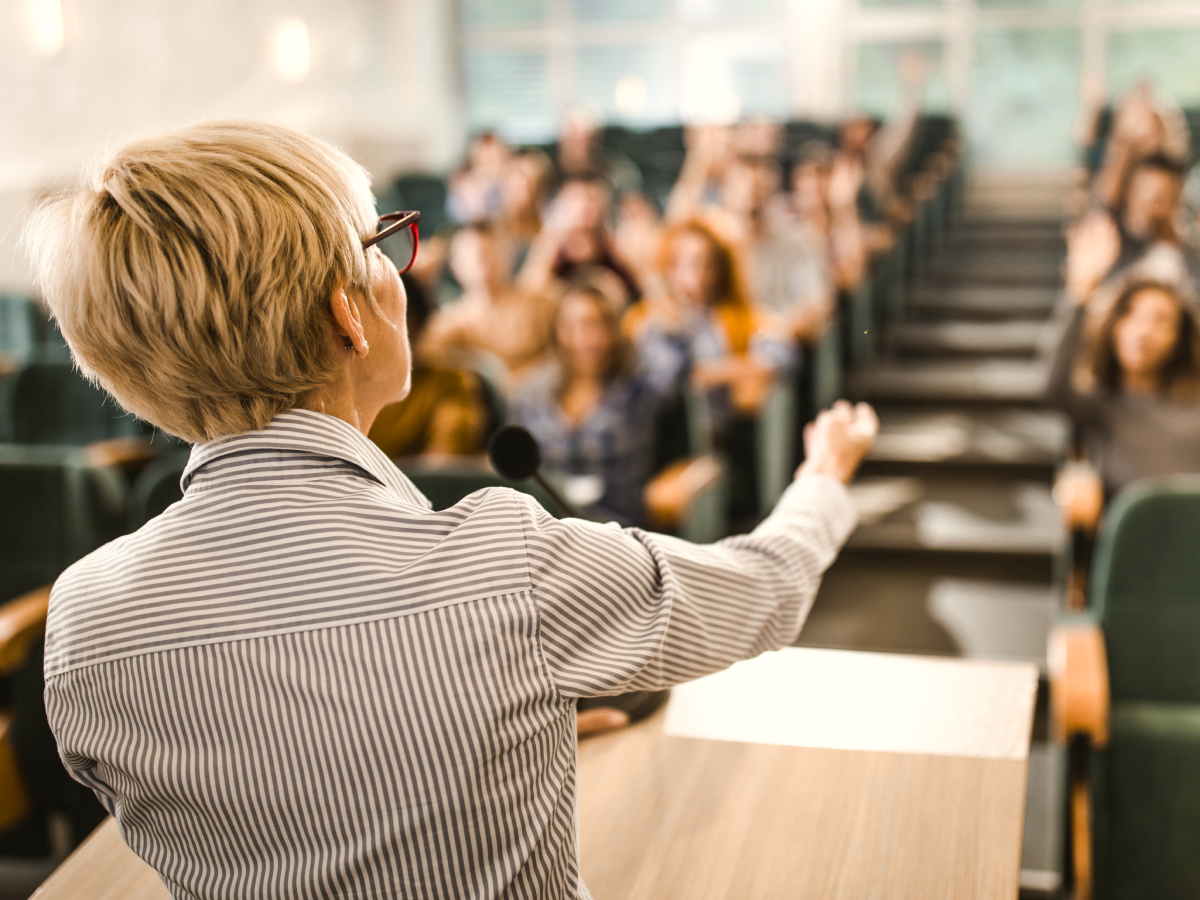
[2,0,1200,283]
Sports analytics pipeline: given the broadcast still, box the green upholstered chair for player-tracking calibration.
[0,295,43,369]
[1051,476,1200,900]
[756,380,797,515]
[393,174,448,238]
[4,362,149,445]
[0,444,127,860]
[127,448,192,530]
[399,462,567,520]
[0,444,128,604]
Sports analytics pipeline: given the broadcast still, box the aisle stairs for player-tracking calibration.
[799,214,1068,897]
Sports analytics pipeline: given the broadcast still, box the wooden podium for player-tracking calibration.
[34,648,1037,899]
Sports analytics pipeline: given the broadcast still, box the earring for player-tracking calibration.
[344,340,354,350]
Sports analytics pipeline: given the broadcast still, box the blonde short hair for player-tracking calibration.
[24,119,377,442]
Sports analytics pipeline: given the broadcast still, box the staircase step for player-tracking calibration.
[866,407,1068,468]
[800,556,1055,670]
[849,358,1046,405]
[845,475,1062,557]
[924,259,1062,287]
[929,259,1064,284]
[908,285,1059,319]
[891,319,1045,356]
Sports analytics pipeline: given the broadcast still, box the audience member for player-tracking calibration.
[1091,82,1191,211]
[555,106,642,197]
[718,155,835,344]
[498,148,554,273]
[627,220,792,520]
[666,123,737,220]
[512,285,667,526]
[789,141,870,292]
[519,175,640,302]
[420,222,557,390]
[1046,268,1200,506]
[368,274,486,459]
[446,132,511,225]
[614,189,665,294]
[1109,154,1185,275]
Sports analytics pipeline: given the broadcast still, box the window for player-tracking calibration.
[854,41,951,118]
[1107,28,1200,107]
[464,48,555,142]
[968,28,1081,165]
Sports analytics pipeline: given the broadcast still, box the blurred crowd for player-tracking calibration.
[1048,79,1200,546]
[372,91,936,530]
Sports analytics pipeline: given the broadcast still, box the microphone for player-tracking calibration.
[487,425,579,519]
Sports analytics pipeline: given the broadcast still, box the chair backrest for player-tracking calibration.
[399,464,565,519]
[0,444,128,604]
[757,380,797,513]
[9,362,147,445]
[0,295,42,366]
[1091,476,1200,703]
[393,174,448,238]
[128,449,191,530]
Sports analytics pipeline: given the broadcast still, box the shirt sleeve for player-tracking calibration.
[518,473,858,697]
[1043,301,1102,424]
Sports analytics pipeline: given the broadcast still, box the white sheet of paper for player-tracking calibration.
[661,647,1037,760]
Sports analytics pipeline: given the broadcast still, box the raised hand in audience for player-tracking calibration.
[1065,212,1121,303]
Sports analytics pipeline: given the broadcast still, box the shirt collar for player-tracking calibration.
[182,409,431,509]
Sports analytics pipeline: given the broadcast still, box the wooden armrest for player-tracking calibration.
[644,455,724,530]
[0,585,51,677]
[1053,464,1103,533]
[84,436,159,472]
[1049,621,1110,746]
[0,712,31,832]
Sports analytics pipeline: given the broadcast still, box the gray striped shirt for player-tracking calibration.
[44,409,857,900]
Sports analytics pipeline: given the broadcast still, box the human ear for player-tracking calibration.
[330,285,369,358]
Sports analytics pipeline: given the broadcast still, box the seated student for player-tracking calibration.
[1107,154,1185,278]
[789,142,869,293]
[446,131,511,225]
[673,151,834,346]
[614,189,664,296]
[498,148,554,275]
[627,219,792,521]
[554,106,642,198]
[1091,81,1191,211]
[724,156,835,345]
[519,175,640,303]
[1046,276,1200,526]
[419,221,558,390]
[512,285,668,527]
[368,274,486,458]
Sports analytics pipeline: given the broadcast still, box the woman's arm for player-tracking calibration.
[523,403,874,697]
[1044,303,1101,423]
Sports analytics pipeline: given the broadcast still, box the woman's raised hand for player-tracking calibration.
[1065,212,1121,304]
[797,400,879,485]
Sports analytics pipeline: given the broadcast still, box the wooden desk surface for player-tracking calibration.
[33,649,1037,900]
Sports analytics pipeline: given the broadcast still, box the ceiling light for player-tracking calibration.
[28,0,64,57]
[614,75,649,116]
[270,18,310,83]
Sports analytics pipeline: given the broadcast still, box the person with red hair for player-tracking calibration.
[626,218,792,521]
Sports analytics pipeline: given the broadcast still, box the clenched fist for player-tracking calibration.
[797,400,879,485]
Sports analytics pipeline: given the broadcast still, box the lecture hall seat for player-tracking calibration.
[1050,476,1200,900]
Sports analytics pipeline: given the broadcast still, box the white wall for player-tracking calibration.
[0,0,462,291]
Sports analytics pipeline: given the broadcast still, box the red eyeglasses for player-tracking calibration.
[362,211,421,275]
